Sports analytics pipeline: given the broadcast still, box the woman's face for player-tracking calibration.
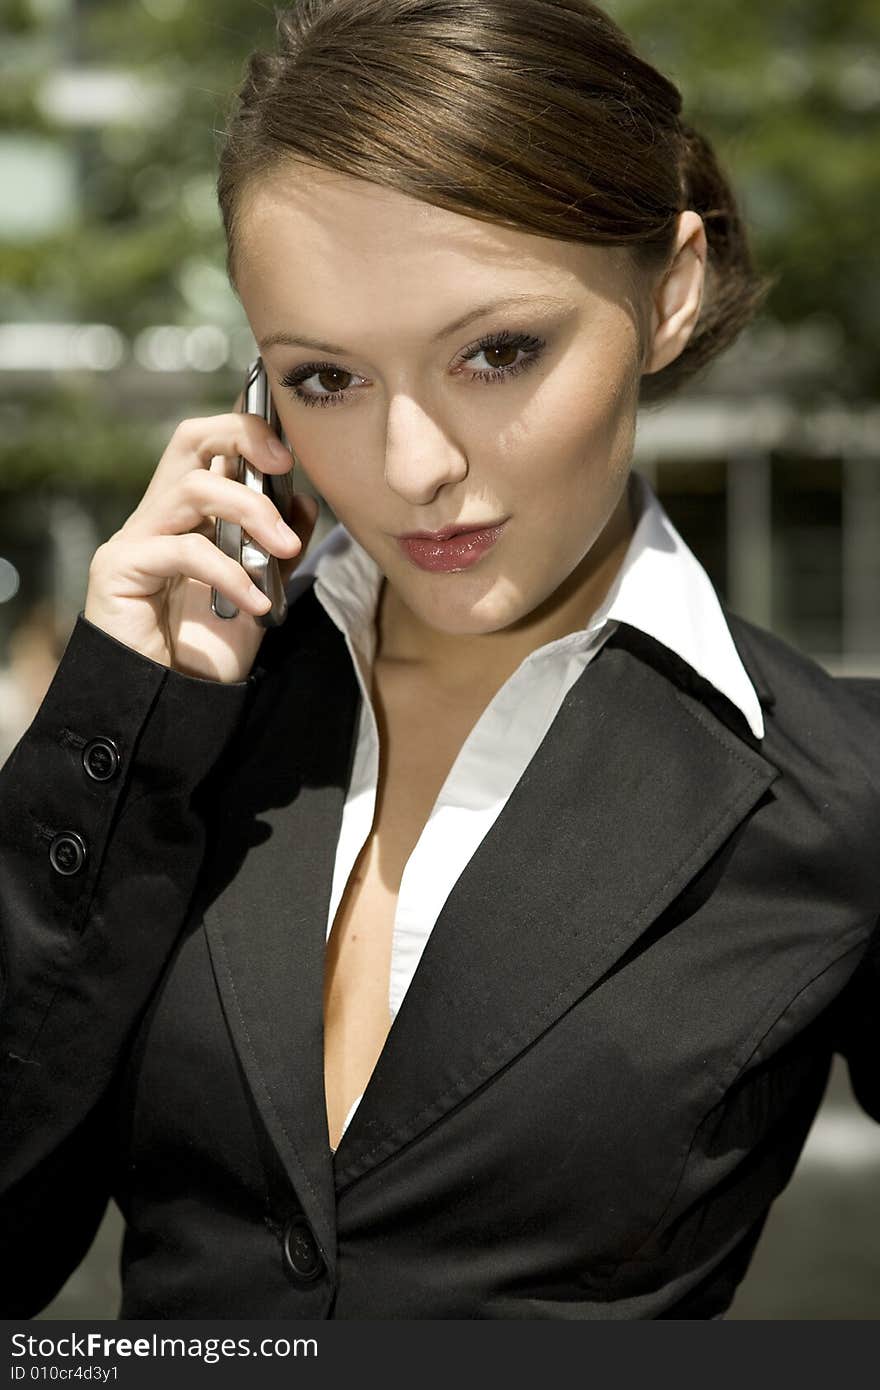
[234,165,683,657]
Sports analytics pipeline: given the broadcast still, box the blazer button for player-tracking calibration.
[282,1217,323,1285]
[49,831,87,876]
[82,737,121,782]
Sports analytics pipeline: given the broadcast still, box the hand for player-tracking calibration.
[83,393,319,683]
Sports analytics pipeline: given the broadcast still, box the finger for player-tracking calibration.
[206,389,245,501]
[110,532,273,618]
[127,471,306,561]
[143,412,294,503]
[209,451,235,478]
[276,494,321,582]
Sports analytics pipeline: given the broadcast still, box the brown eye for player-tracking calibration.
[483,344,520,370]
[461,331,546,384]
[315,368,352,393]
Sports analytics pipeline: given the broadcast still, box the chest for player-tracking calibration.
[321,667,497,1148]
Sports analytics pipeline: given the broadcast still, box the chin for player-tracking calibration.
[411,585,531,637]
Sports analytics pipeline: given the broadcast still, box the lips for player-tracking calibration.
[397,519,508,541]
[396,520,508,573]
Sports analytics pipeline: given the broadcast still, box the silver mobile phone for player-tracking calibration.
[211,355,295,627]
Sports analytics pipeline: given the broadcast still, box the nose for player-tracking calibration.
[383,392,468,503]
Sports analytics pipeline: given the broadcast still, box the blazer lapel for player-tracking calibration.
[200,586,781,1240]
[201,585,361,1272]
[331,620,780,1186]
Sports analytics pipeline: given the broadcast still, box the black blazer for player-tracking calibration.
[1,580,879,1319]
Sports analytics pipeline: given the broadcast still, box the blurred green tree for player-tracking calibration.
[0,0,877,493]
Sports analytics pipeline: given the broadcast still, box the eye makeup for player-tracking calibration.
[278,328,548,409]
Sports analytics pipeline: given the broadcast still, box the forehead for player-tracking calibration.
[234,163,635,308]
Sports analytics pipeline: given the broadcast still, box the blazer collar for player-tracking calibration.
[200,586,779,1271]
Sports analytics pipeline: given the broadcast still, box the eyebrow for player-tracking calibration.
[258,293,571,356]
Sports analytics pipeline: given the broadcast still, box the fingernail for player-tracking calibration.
[276,518,297,541]
[268,438,290,462]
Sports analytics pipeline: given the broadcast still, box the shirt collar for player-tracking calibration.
[286,469,765,740]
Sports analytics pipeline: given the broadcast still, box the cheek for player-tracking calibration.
[283,428,373,517]
[522,330,641,462]
[509,377,636,513]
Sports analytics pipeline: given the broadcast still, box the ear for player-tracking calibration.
[640,211,707,377]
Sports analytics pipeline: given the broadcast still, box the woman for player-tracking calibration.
[1,0,878,1319]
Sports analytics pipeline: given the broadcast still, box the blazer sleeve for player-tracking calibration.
[828,676,880,1125]
[832,914,880,1124]
[0,613,256,1315]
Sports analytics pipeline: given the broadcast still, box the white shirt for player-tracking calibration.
[286,470,765,1148]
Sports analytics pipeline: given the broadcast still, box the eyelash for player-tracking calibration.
[278,329,547,409]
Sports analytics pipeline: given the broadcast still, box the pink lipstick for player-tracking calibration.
[396,520,508,573]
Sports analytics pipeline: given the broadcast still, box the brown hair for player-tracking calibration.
[216,0,774,406]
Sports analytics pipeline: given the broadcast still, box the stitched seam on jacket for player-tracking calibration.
[669,677,778,776]
[611,928,872,1274]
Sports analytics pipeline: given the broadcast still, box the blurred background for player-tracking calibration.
[1,0,878,1319]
